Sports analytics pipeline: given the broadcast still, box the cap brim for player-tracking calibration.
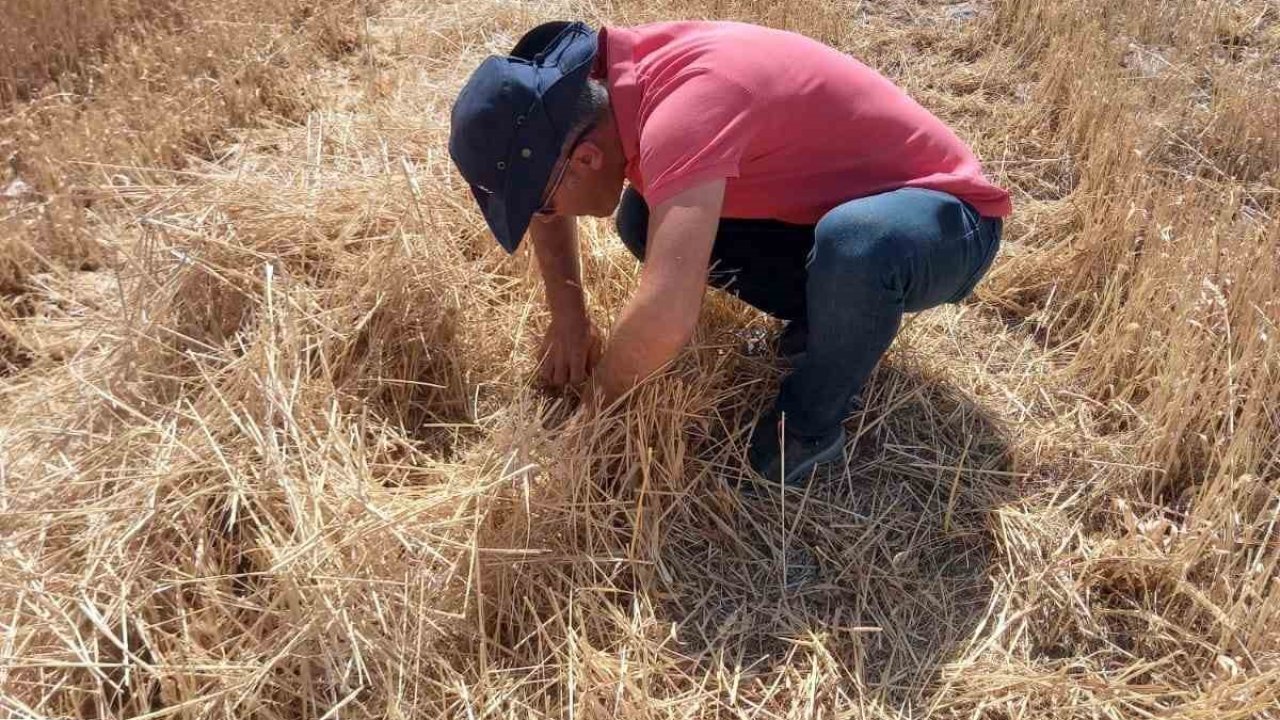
[472,169,544,254]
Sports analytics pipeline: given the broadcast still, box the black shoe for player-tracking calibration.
[777,321,808,364]
[747,411,846,487]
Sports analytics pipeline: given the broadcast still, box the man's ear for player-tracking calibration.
[572,140,606,171]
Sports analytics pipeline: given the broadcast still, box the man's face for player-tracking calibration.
[537,129,627,219]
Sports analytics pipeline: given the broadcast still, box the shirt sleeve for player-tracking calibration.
[637,69,755,208]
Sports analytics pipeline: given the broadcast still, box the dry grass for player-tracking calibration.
[0,0,364,294]
[1,0,1277,718]
[0,0,179,106]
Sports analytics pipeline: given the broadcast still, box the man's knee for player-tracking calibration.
[614,187,649,261]
[811,201,911,290]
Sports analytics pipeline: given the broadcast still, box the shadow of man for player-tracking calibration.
[644,357,1018,711]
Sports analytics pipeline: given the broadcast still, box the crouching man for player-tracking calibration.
[448,21,1010,486]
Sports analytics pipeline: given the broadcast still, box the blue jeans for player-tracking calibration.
[615,186,1002,437]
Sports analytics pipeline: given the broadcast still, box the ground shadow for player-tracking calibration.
[646,357,1017,711]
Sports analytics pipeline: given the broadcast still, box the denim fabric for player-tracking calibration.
[614,185,1002,436]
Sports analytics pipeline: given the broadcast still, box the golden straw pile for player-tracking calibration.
[1,0,1276,717]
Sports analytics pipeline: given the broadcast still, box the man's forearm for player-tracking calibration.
[529,216,587,320]
[592,283,700,403]
[589,180,724,405]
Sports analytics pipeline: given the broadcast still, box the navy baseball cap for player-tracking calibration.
[449,21,600,253]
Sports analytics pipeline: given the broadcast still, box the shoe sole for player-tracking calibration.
[779,430,847,486]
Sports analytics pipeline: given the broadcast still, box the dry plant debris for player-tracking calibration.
[1,0,1277,717]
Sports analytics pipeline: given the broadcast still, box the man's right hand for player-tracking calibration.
[529,213,599,390]
[538,314,603,389]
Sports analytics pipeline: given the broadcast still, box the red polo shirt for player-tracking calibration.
[593,22,1011,220]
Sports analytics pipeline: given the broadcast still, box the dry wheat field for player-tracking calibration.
[1,0,1277,717]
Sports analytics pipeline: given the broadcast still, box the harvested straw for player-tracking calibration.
[1,0,1276,717]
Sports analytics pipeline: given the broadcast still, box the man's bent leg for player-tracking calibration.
[614,187,812,322]
[775,188,1002,438]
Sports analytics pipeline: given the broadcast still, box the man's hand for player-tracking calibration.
[529,215,599,390]
[538,314,603,389]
